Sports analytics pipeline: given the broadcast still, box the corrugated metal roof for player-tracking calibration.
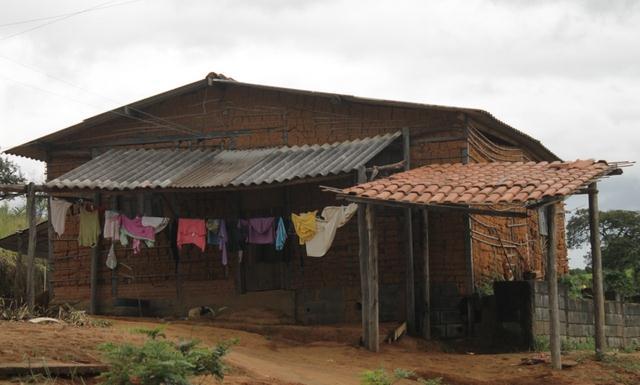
[46,132,400,190]
[0,221,49,259]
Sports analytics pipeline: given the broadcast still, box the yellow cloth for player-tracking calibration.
[78,207,100,247]
[291,211,317,245]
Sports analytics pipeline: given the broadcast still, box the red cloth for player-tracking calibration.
[177,218,206,252]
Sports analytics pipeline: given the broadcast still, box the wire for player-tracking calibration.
[0,1,129,28]
[0,73,198,135]
[0,0,142,41]
[0,0,202,137]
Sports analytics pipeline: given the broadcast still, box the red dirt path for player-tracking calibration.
[0,318,638,385]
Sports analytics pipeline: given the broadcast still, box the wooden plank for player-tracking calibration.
[26,183,37,312]
[421,209,431,340]
[89,191,101,315]
[357,167,370,348]
[588,182,606,360]
[546,203,561,370]
[0,363,108,378]
[365,203,379,352]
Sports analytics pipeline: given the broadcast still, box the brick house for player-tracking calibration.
[6,72,569,338]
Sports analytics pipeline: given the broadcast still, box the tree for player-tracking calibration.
[566,209,640,297]
[0,155,25,200]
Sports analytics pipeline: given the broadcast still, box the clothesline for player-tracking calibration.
[50,197,358,271]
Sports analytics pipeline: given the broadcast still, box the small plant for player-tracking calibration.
[533,336,550,352]
[561,337,595,353]
[418,378,445,385]
[360,368,448,385]
[132,327,166,340]
[99,327,237,385]
[360,368,412,385]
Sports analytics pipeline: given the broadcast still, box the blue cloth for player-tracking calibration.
[275,217,287,251]
[206,219,221,245]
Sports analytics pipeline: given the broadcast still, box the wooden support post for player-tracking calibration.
[402,127,416,335]
[15,235,23,302]
[89,192,101,315]
[26,183,37,312]
[546,203,561,370]
[365,203,379,352]
[422,209,431,340]
[357,167,371,348]
[46,196,54,298]
[588,182,606,360]
[464,212,474,337]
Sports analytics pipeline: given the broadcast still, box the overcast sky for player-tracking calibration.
[0,0,638,267]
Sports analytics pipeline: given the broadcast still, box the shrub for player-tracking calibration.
[99,327,236,385]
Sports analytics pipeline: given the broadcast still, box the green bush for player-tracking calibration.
[99,328,236,385]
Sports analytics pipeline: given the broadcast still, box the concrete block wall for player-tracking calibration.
[532,281,640,348]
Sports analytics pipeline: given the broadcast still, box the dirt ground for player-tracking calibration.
[0,317,638,385]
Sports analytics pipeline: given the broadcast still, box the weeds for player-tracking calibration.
[0,299,111,327]
[533,336,597,353]
[99,327,237,385]
[360,368,448,385]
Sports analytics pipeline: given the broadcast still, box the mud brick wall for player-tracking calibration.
[45,83,556,324]
[532,281,640,348]
[466,121,568,290]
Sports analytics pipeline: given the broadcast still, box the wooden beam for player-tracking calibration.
[89,191,101,315]
[588,182,606,360]
[546,203,561,370]
[365,203,379,352]
[402,127,416,335]
[421,209,431,340]
[357,167,371,349]
[26,183,37,312]
[339,195,528,218]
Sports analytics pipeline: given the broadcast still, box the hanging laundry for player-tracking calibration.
[120,216,155,254]
[206,219,222,245]
[50,198,72,236]
[177,218,206,251]
[78,206,100,247]
[106,243,117,269]
[275,217,287,251]
[227,219,248,264]
[103,210,121,240]
[239,217,276,245]
[291,211,317,245]
[141,216,170,233]
[218,220,229,265]
[306,204,358,257]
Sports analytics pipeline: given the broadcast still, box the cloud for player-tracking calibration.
[0,0,638,269]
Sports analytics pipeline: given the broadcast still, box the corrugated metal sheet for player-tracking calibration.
[46,132,400,190]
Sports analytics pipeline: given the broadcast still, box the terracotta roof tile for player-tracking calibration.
[343,160,619,206]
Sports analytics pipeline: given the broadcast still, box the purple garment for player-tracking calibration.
[218,220,229,266]
[239,217,276,244]
[121,216,155,241]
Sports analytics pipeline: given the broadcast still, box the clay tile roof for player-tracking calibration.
[343,160,625,206]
